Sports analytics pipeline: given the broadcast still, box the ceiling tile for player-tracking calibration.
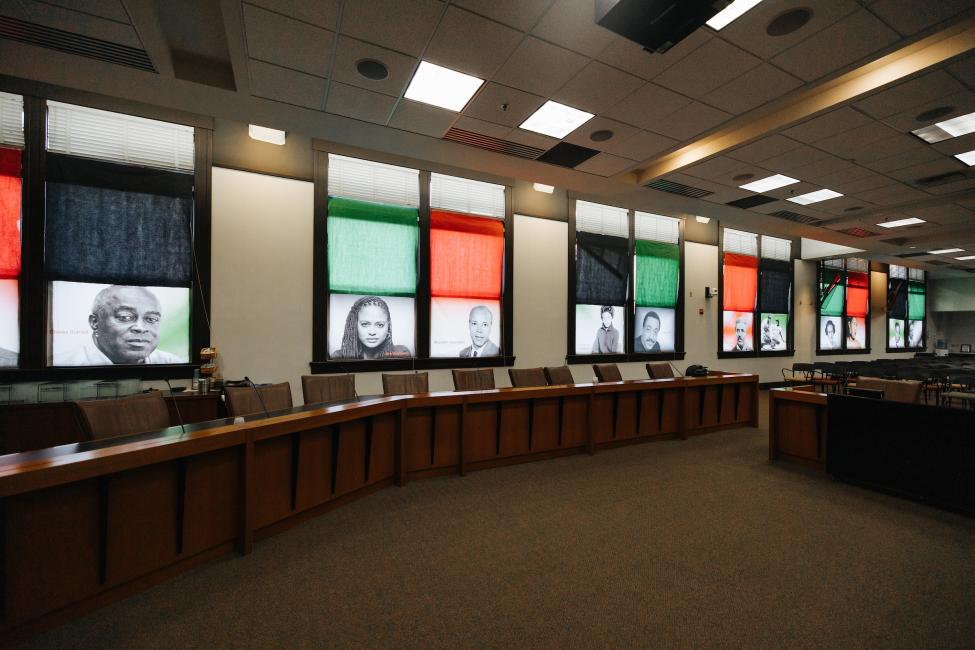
[245,0,340,29]
[424,6,523,78]
[831,170,899,195]
[814,121,899,160]
[341,0,444,57]
[813,164,876,188]
[653,38,760,100]
[244,3,333,76]
[887,159,967,184]
[389,99,457,138]
[452,0,552,32]
[860,147,943,174]
[879,90,975,133]
[683,156,766,187]
[325,82,396,125]
[574,153,635,177]
[604,83,692,130]
[452,116,512,139]
[700,188,752,205]
[933,131,975,158]
[564,117,639,153]
[601,130,678,161]
[552,61,644,114]
[531,0,616,57]
[463,83,545,128]
[719,0,858,60]
[647,102,732,141]
[811,195,876,216]
[855,70,967,120]
[505,128,559,151]
[702,63,803,116]
[855,183,929,206]
[595,29,711,82]
[727,135,802,163]
[786,156,856,184]
[947,53,975,87]
[492,37,587,97]
[44,0,130,23]
[854,133,928,165]
[782,107,874,144]
[867,0,974,36]
[329,36,417,97]
[772,9,900,82]
[751,144,831,173]
[249,59,326,109]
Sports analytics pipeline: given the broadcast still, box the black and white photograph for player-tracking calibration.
[820,316,842,350]
[0,278,17,367]
[634,307,675,353]
[846,316,865,349]
[329,294,415,360]
[576,304,623,355]
[430,297,501,358]
[759,313,788,352]
[888,318,905,349]
[50,281,190,366]
[908,319,923,348]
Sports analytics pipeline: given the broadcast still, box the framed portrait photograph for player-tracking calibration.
[907,319,924,348]
[634,307,675,353]
[888,318,906,349]
[575,304,624,355]
[50,281,190,366]
[328,293,415,360]
[758,312,788,352]
[819,316,842,351]
[845,316,865,349]
[722,310,753,352]
[430,297,501,359]
[0,278,18,367]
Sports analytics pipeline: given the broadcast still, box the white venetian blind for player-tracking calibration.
[328,153,420,207]
[847,257,868,272]
[909,267,924,281]
[47,101,194,172]
[0,91,24,148]
[889,264,907,279]
[634,211,679,244]
[723,228,758,256]
[575,200,628,238]
[430,172,505,218]
[760,235,791,262]
[823,258,844,269]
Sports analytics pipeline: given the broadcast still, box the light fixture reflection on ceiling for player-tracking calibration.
[928,248,964,254]
[787,188,842,205]
[911,110,975,143]
[248,124,286,145]
[519,100,594,139]
[695,216,711,224]
[706,0,764,30]
[533,182,554,194]
[738,173,799,192]
[404,61,484,111]
[954,149,975,166]
[877,217,926,228]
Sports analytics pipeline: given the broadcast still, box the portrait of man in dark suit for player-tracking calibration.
[459,304,499,357]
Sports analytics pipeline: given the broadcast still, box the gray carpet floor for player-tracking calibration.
[23,396,975,649]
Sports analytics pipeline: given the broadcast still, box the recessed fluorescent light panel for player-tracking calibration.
[533,182,554,194]
[876,217,926,228]
[955,255,975,260]
[706,0,764,30]
[404,61,484,111]
[695,216,711,224]
[954,149,975,166]
[911,110,975,143]
[928,248,964,254]
[519,100,594,139]
[787,189,842,205]
[248,124,286,145]
[738,174,798,192]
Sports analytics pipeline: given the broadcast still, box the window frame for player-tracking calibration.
[886,264,926,353]
[815,258,872,356]
[0,93,212,382]
[717,225,796,360]
[566,196,686,365]
[309,145,515,374]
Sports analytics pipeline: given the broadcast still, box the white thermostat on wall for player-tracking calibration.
[705,286,718,298]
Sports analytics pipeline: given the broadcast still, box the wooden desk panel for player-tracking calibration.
[768,388,828,470]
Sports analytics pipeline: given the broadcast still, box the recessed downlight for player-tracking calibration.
[590,129,614,142]
[732,173,755,182]
[915,106,955,123]
[766,8,812,36]
[356,59,388,80]
[844,206,864,212]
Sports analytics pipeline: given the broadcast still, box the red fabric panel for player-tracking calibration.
[723,253,757,312]
[0,148,22,279]
[846,271,869,318]
[430,210,504,299]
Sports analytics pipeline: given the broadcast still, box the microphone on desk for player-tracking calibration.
[244,376,271,420]
[162,378,187,436]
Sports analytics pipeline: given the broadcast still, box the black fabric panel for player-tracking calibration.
[759,259,792,314]
[46,153,194,197]
[888,278,907,319]
[575,231,628,305]
[45,177,193,286]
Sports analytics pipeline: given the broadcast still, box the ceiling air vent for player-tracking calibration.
[645,178,713,198]
[0,15,155,72]
[884,237,909,246]
[914,170,973,188]
[838,227,879,238]
[926,259,950,266]
[769,210,822,225]
[443,128,545,160]
[895,252,928,258]
[726,195,777,209]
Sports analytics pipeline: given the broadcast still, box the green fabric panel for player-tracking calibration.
[327,197,418,296]
[908,280,926,320]
[820,283,844,316]
[635,240,679,308]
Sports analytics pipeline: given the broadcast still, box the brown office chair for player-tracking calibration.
[225,382,293,417]
[382,372,429,395]
[301,374,356,404]
[544,366,575,385]
[452,368,495,391]
[593,363,623,382]
[508,367,548,387]
[646,362,675,380]
[75,391,172,441]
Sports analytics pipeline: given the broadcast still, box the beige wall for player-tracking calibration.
[207,168,916,404]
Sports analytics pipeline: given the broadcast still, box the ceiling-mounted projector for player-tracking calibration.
[595,0,732,53]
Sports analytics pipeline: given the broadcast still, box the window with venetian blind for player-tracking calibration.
[633,212,680,353]
[817,257,870,352]
[0,91,23,368]
[887,265,925,350]
[573,200,629,356]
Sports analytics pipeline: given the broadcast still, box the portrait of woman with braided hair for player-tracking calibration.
[332,295,413,360]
